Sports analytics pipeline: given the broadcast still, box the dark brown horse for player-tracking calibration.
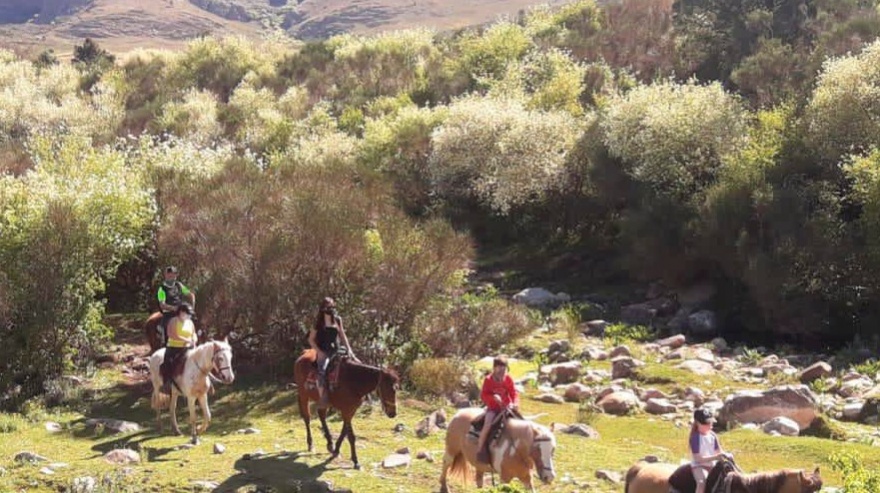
[293,349,399,470]
[145,311,163,352]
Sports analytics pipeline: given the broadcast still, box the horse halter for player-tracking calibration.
[197,343,231,382]
[530,434,555,475]
[376,373,397,411]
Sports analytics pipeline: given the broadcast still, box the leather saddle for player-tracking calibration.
[668,457,738,493]
[305,355,344,392]
[467,407,522,443]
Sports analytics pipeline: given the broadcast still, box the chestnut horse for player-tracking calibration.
[145,311,163,352]
[293,349,399,470]
[625,460,822,493]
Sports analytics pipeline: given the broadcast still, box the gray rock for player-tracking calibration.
[596,469,623,483]
[382,453,411,468]
[762,416,800,437]
[646,398,676,415]
[44,422,62,433]
[14,451,48,463]
[561,424,600,439]
[657,334,686,349]
[236,427,261,434]
[677,360,716,375]
[102,449,140,465]
[597,391,639,415]
[85,418,140,435]
[609,345,632,358]
[213,443,226,454]
[533,393,564,404]
[564,383,593,403]
[719,385,819,430]
[191,481,219,491]
[584,320,608,337]
[512,288,568,308]
[71,476,96,493]
[612,356,642,380]
[687,310,719,336]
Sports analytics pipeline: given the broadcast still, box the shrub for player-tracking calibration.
[408,358,469,397]
[413,288,536,359]
[829,451,880,493]
[551,304,582,341]
[430,96,582,213]
[155,88,222,144]
[604,323,656,345]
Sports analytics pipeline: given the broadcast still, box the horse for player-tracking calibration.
[145,311,163,352]
[439,407,557,493]
[148,338,235,444]
[292,349,399,470]
[624,459,822,493]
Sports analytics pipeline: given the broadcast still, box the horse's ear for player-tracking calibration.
[813,466,820,476]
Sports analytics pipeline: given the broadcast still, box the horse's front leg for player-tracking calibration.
[298,394,314,453]
[345,420,359,470]
[170,388,182,436]
[318,408,334,454]
[332,421,348,459]
[197,394,211,435]
[187,397,200,445]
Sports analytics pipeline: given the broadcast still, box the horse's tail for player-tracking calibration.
[624,462,642,493]
[447,452,472,484]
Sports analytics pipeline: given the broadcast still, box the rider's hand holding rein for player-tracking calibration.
[336,316,360,363]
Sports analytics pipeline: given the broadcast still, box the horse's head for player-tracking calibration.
[528,422,557,484]
[210,337,235,384]
[799,467,822,493]
[376,368,399,418]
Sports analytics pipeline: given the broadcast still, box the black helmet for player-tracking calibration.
[177,302,193,315]
[165,266,178,274]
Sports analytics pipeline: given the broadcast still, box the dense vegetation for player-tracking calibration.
[4,0,880,409]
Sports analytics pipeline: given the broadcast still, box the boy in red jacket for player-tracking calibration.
[476,355,519,464]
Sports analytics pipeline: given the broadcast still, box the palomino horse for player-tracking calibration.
[293,349,399,470]
[149,338,234,444]
[625,459,822,493]
[439,408,557,493]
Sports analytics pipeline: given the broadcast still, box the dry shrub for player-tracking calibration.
[409,358,470,397]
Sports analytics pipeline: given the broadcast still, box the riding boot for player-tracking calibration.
[160,377,171,395]
[317,385,329,409]
[476,441,491,464]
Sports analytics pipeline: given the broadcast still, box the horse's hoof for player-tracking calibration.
[353,463,361,471]
[191,437,200,446]
[173,429,182,436]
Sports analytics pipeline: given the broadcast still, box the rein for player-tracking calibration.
[194,343,229,383]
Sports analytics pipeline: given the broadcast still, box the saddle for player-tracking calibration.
[668,457,738,493]
[305,355,344,392]
[162,349,189,380]
[467,407,521,443]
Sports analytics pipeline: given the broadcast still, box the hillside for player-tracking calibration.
[0,0,569,55]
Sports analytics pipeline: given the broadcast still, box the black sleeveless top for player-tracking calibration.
[316,324,339,353]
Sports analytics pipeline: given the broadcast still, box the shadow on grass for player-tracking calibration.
[214,451,342,493]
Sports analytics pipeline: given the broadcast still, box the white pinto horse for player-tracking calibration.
[149,338,235,444]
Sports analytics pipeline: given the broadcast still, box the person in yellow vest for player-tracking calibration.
[160,302,197,395]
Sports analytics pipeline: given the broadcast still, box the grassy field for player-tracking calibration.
[1,319,879,492]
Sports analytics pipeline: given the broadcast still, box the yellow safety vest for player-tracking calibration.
[167,318,195,348]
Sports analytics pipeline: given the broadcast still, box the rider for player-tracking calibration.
[308,297,359,409]
[690,408,730,493]
[157,266,195,344]
[160,302,197,394]
[476,355,519,465]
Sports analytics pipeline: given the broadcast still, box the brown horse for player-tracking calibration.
[625,460,822,493]
[293,349,399,470]
[439,408,557,493]
[145,311,164,353]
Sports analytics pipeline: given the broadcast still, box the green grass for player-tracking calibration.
[2,324,879,492]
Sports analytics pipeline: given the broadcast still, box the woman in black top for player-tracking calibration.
[309,297,358,408]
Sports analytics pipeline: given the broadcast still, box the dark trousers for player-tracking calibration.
[161,347,187,383]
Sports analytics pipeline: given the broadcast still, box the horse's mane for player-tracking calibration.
[344,359,399,382]
[729,470,791,493]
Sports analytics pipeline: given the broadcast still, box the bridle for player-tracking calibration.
[196,343,231,383]
[376,372,397,411]
[531,432,555,476]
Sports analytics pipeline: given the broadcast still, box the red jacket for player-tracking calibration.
[481,374,519,411]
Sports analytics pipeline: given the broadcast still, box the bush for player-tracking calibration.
[408,358,470,397]
[413,289,536,360]
[604,323,656,345]
[430,96,583,213]
[550,304,582,341]
[829,451,880,493]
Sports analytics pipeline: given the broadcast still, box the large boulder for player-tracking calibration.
[512,288,570,308]
[611,357,642,380]
[799,362,832,384]
[645,398,676,415]
[564,383,593,403]
[677,360,716,376]
[597,391,640,415]
[687,310,719,337]
[540,361,582,385]
[718,385,819,430]
[656,334,686,349]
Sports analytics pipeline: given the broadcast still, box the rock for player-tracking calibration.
[584,320,608,337]
[213,443,226,455]
[609,345,632,359]
[693,348,715,363]
[382,453,411,468]
[762,416,800,437]
[190,481,219,491]
[45,422,62,433]
[646,398,677,415]
[548,340,571,354]
[561,424,600,439]
[596,384,625,401]
[598,391,640,415]
[584,369,610,383]
[718,385,819,430]
[541,361,582,385]
[14,451,48,463]
[621,303,656,326]
[683,387,706,406]
[596,469,623,484]
[640,388,669,401]
[657,334,686,349]
[711,338,729,353]
[842,402,864,421]
[583,348,609,361]
[799,362,832,384]
[85,418,140,435]
[395,446,410,455]
[512,287,568,308]
[416,451,433,462]
[416,410,447,438]
[534,393,564,404]
[241,450,266,460]
[103,449,140,465]
[39,467,55,475]
[71,476,96,493]
[838,377,874,398]
[236,427,261,434]
[564,383,593,402]
[393,423,406,433]
[642,455,660,463]
[612,356,642,380]
[687,310,719,336]
[665,348,685,360]
[677,360,716,375]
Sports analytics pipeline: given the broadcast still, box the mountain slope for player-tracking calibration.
[0,0,569,55]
